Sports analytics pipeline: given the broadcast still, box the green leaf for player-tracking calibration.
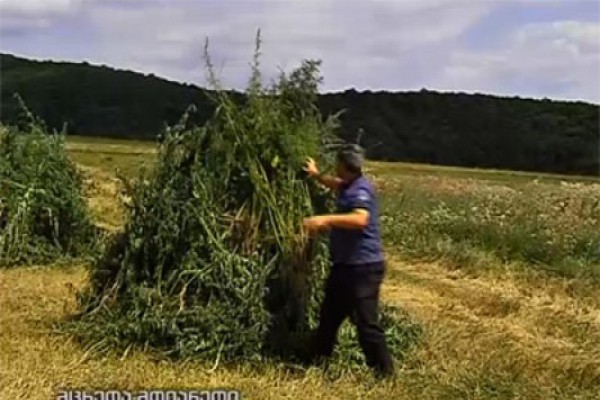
[271,155,280,168]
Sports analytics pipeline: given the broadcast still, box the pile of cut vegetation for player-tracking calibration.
[68,37,421,371]
[0,99,96,266]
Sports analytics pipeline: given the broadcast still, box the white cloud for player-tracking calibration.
[0,0,78,15]
[552,20,600,53]
[84,0,494,90]
[432,20,600,102]
[0,0,82,30]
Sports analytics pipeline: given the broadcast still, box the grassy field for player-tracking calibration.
[1,136,599,399]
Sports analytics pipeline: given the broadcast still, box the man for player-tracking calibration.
[303,144,394,377]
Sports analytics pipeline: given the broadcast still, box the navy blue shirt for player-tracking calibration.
[329,175,384,266]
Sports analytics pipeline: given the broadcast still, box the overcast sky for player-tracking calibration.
[1,0,599,103]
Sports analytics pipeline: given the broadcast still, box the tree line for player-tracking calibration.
[1,53,598,175]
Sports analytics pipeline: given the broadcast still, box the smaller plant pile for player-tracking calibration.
[0,97,96,266]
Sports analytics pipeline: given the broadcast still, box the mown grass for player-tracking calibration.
[2,137,598,399]
[66,136,155,178]
[368,160,600,185]
[2,256,599,399]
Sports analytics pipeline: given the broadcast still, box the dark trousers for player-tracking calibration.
[312,262,394,376]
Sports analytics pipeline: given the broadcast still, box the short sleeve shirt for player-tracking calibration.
[329,175,384,266]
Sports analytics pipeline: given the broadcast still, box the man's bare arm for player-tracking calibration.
[303,209,369,233]
[304,157,342,190]
[325,209,369,230]
[314,173,343,190]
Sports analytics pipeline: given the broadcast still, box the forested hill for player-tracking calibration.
[1,53,598,175]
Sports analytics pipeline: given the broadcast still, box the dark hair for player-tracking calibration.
[337,144,364,174]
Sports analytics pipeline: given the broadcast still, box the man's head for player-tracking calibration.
[336,144,365,180]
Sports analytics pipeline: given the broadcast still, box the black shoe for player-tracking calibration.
[298,349,328,366]
[373,366,395,380]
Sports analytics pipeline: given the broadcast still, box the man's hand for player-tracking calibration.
[304,157,320,178]
[303,215,330,234]
[303,157,343,191]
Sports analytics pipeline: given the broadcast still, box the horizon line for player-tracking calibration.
[2,51,599,107]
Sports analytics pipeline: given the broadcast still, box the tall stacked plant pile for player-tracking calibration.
[70,38,421,367]
[0,99,96,266]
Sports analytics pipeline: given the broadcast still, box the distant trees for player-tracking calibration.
[317,91,599,175]
[1,53,598,175]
